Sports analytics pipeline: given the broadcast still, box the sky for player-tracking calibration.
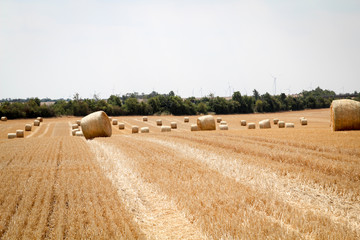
[1,0,360,99]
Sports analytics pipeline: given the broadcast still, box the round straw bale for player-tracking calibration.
[1,116,7,121]
[72,129,78,136]
[259,119,271,129]
[248,123,256,129]
[299,117,305,123]
[75,131,84,136]
[141,127,149,133]
[71,124,78,130]
[220,120,227,125]
[285,123,294,128]
[112,119,118,125]
[273,119,279,125]
[197,115,216,130]
[8,133,16,139]
[191,124,199,131]
[37,117,43,122]
[301,118,308,125]
[171,122,177,129]
[16,129,24,138]
[25,124,32,131]
[118,123,125,129]
[76,120,81,126]
[278,121,285,128]
[161,126,171,132]
[143,116,148,122]
[241,120,247,126]
[156,119,162,126]
[34,120,40,126]
[217,117,222,123]
[184,117,189,123]
[132,126,139,133]
[219,125,228,130]
[80,111,112,139]
[330,99,360,131]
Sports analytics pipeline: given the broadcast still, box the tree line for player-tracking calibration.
[1,87,359,119]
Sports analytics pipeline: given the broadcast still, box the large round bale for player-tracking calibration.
[241,120,247,126]
[140,127,149,133]
[112,119,118,125]
[278,121,285,128]
[1,116,7,121]
[248,123,256,129]
[216,117,222,123]
[219,125,228,130]
[301,118,308,125]
[8,133,16,139]
[273,119,279,125]
[330,99,360,131]
[285,123,295,128]
[259,119,271,129]
[37,117,43,122]
[156,119,162,126]
[143,116,148,122]
[184,117,189,123]
[191,124,199,131]
[171,122,177,129]
[197,115,216,131]
[80,111,112,140]
[161,126,171,132]
[118,123,125,130]
[72,129,78,136]
[299,117,305,123]
[34,120,40,126]
[75,131,84,137]
[71,124,78,130]
[76,120,81,126]
[25,124,32,131]
[16,129,24,138]
[132,126,139,133]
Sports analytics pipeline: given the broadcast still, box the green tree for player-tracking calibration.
[123,97,140,115]
[184,99,197,115]
[148,97,161,113]
[232,91,243,113]
[306,96,316,109]
[139,102,153,115]
[51,100,68,116]
[253,89,260,101]
[243,95,255,113]
[197,102,208,114]
[210,97,229,114]
[108,95,122,107]
[255,100,264,112]
[169,96,185,115]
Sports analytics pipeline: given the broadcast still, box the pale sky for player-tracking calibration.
[1,0,360,99]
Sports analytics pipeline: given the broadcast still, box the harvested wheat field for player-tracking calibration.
[1,109,360,239]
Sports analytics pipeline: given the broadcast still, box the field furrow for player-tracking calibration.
[142,135,360,235]
[0,135,143,239]
[92,135,358,239]
[163,132,360,199]
[88,139,206,239]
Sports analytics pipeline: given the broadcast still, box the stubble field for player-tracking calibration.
[0,108,359,239]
